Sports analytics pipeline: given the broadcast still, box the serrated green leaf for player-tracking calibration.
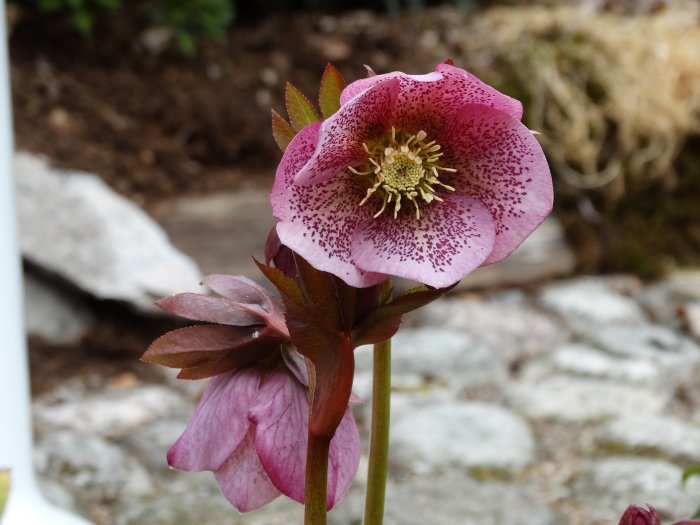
[0,470,10,519]
[286,83,321,132]
[318,63,346,119]
[682,464,700,484]
[271,109,296,152]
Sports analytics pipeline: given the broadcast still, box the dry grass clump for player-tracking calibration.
[459,5,700,200]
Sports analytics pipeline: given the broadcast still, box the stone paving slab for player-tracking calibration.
[32,274,700,525]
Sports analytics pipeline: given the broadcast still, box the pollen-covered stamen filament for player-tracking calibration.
[348,127,456,219]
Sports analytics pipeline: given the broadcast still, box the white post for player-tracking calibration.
[0,3,93,524]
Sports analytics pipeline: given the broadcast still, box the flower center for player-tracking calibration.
[349,127,456,219]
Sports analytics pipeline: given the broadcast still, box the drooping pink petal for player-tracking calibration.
[326,407,361,509]
[271,123,387,288]
[167,368,262,472]
[294,77,399,186]
[249,367,361,509]
[249,366,307,505]
[214,427,281,512]
[351,194,496,288]
[156,293,265,326]
[438,103,552,264]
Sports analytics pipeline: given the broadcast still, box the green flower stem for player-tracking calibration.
[304,430,330,525]
[363,338,392,525]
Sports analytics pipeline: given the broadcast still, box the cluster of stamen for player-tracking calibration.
[349,127,456,219]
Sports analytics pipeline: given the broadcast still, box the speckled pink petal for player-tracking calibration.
[271,123,320,221]
[339,65,521,135]
[271,123,387,288]
[250,368,361,509]
[167,367,262,472]
[214,428,281,512]
[435,63,523,121]
[339,70,441,106]
[351,194,496,288]
[294,77,399,186]
[438,103,552,265]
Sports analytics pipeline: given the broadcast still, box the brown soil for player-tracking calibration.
[9,8,442,207]
[9,6,449,386]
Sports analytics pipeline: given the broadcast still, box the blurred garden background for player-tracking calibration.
[8,0,700,524]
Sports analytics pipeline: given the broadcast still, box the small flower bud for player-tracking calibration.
[619,505,661,525]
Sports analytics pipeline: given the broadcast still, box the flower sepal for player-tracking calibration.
[141,274,289,380]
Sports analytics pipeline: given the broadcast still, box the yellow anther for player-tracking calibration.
[349,129,456,220]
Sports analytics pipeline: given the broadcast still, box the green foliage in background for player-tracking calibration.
[11,0,235,53]
[11,0,473,53]
[148,0,235,55]
[33,0,119,33]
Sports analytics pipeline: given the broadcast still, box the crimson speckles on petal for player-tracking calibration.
[271,63,552,288]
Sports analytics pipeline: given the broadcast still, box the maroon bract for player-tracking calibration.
[270,63,553,288]
[144,274,289,380]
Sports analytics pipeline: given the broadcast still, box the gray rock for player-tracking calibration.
[540,277,647,327]
[23,269,94,344]
[34,385,188,439]
[35,430,154,501]
[522,343,662,386]
[684,302,700,340]
[390,402,535,475]
[596,415,700,463]
[507,377,667,422]
[151,188,276,278]
[355,328,507,388]
[119,418,192,472]
[634,281,683,327]
[333,474,557,525]
[115,477,304,525]
[670,269,700,301]
[413,298,567,363]
[15,153,201,312]
[38,475,83,515]
[459,217,576,289]
[572,458,700,522]
[586,324,700,386]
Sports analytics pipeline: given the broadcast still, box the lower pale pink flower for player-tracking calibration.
[143,274,361,512]
[168,361,360,512]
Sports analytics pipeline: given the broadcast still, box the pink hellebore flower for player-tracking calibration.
[271,63,553,288]
[143,275,361,512]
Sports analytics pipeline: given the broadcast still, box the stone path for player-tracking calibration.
[31,273,700,525]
